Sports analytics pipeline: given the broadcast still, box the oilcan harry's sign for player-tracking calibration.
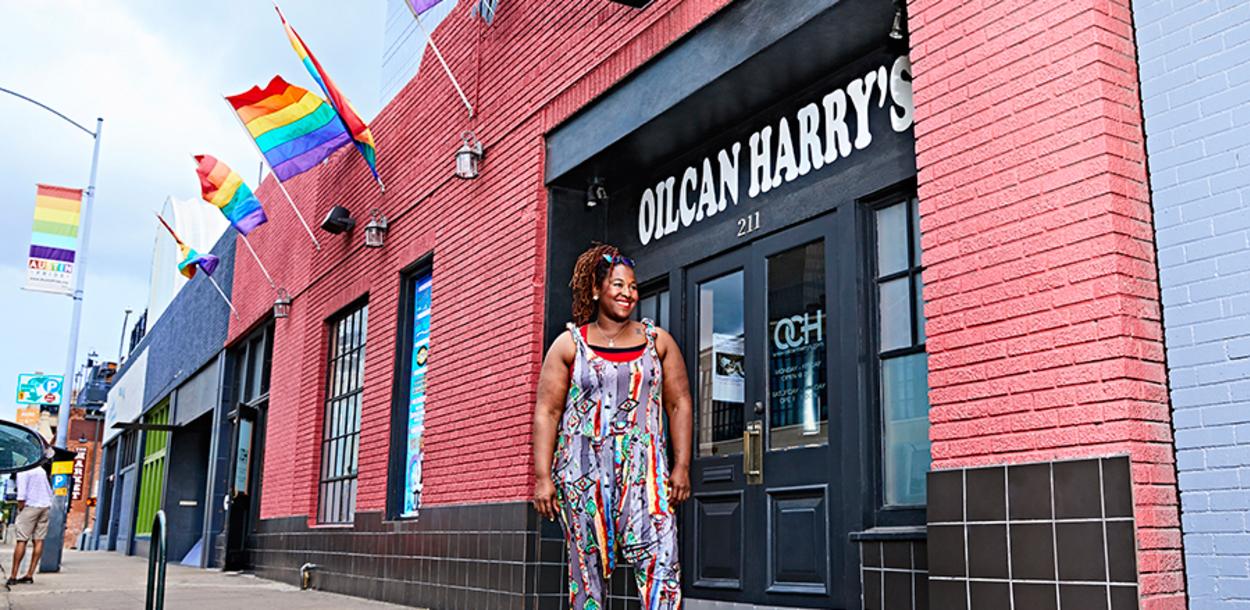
[635,56,915,247]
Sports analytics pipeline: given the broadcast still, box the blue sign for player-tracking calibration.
[403,273,432,517]
[16,373,63,406]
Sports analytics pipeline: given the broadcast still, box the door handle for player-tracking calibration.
[743,421,763,485]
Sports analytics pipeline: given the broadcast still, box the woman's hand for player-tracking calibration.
[533,476,560,521]
[669,465,691,505]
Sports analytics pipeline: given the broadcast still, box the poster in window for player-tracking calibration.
[234,418,253,494]
[403,273,433,517]
[711,333,744,403]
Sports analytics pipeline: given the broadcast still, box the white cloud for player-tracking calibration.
[0,0,383,426]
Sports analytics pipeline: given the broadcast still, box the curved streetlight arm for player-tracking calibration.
[0,85,96,138]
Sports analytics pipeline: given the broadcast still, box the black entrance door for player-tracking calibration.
[224,402,265,570]
[682,213,844,608]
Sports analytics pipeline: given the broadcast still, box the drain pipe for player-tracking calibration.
[299,563,319,590]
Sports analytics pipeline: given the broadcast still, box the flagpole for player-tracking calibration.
[239,234,278,291]
[407,4,474,117]
[223,97,323,250]
[205,275,240,319]
[155,213,239,318]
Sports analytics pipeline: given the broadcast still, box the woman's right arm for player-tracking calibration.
[532,331,575,521]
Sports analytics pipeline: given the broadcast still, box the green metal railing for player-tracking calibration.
[145,510,167,610]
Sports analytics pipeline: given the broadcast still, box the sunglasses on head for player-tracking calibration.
[602,254,635,268]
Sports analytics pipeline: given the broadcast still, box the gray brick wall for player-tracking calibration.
[1134,1,1250,607]
[141,231,236,413]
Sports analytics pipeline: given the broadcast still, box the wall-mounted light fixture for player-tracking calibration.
[364,209,389,248]
[890,0,907,41]
[320,205,355,234]
[454,130,484,180]
[274,288,292,319]
[586,177,608,209]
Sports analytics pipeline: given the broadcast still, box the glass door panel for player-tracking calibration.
[697,271,746,457]
[766,240,828,451]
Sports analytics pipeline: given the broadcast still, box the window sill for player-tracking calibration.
[848,525,927,542]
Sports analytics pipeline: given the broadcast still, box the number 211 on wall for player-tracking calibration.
[737,211,761,238]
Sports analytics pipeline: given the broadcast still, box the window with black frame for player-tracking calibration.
[228,325,272,500]
[633,283,670,330]
[119,430,138,469]
[874,196,930,507]
[319,302,367,524]
[234,327,273,406]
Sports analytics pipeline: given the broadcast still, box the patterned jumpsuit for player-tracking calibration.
[554,318,682,610]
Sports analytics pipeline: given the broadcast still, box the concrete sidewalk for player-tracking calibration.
[0,543,418,609]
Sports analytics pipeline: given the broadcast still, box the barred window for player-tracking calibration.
[318,302,367,524]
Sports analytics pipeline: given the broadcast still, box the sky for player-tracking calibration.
[0,1,399,422]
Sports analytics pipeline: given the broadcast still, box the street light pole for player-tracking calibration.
[118,308,133,364]
[57,116,102,448]
[1,86,103,571]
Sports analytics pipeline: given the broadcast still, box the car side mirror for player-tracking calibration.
[0,420,52,475]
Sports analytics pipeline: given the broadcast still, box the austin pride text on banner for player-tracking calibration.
[403,272,432,517]
[26,184,83,295]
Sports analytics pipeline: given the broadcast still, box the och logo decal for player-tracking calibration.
[773,310,824,350]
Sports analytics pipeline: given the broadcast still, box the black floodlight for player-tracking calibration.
[321,205,355,234]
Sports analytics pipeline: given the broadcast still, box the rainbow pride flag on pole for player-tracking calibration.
[276,5,382,188]
[156,214,219,279]
[194,155,268,236]
[409,0,445,15]
[226,76,351,182]
[26,184,83,295]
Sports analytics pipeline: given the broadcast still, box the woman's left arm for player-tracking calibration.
[657,328,693,504]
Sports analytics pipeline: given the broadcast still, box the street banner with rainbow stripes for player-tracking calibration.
[26,184,83,295]
[276,5,382,188]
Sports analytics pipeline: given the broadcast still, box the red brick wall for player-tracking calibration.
[908,0,1184,606]
[224,0,732,522]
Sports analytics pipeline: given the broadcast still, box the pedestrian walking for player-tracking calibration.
[532,243,694,610]
[8,465,53,585]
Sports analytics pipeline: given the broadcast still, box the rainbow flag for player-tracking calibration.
[226,76,351,181]
[26,184,83,295]
[156,215,219,279]
[194,155,268,235]
[409,0,446,15]
[276,6,381,186]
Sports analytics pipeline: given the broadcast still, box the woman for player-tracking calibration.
[532,243,693,610]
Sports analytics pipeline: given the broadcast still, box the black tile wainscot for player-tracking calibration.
[926,457,1140,610]
[857,532,929,610]
[242,502,605,610]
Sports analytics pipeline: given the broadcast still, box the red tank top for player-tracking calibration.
[579,325,646,362]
